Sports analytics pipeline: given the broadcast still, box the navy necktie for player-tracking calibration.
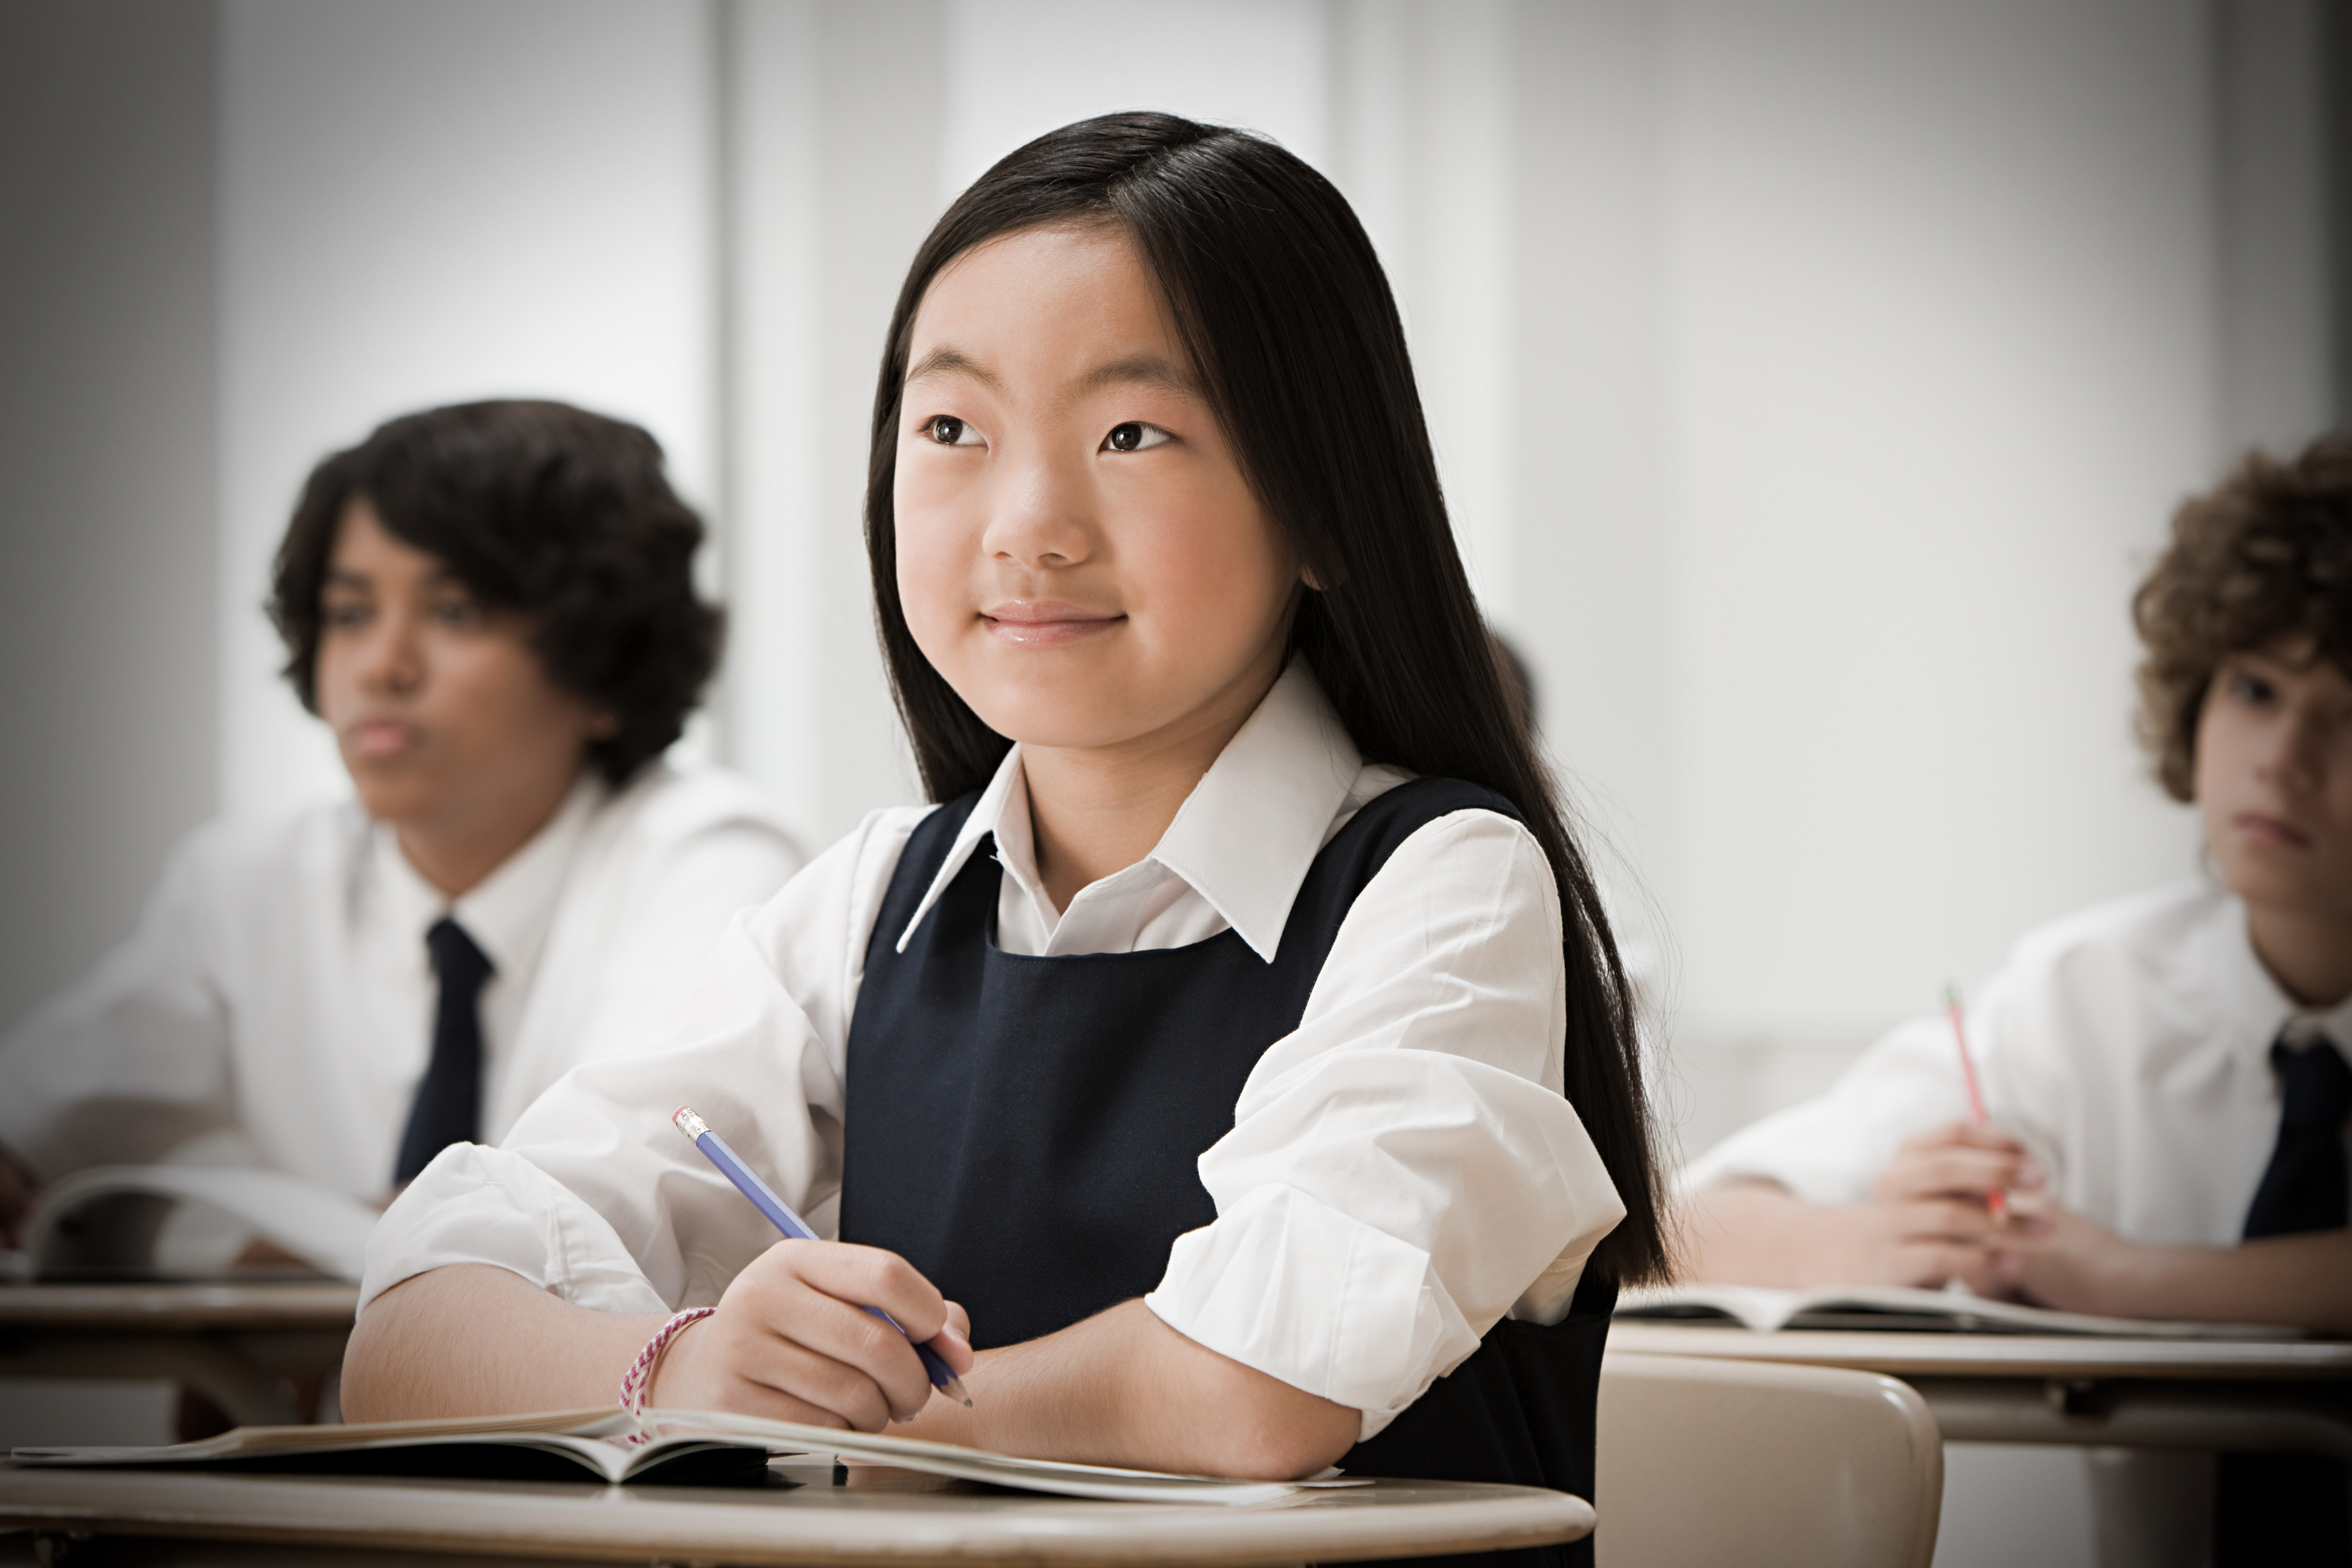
[392,917,495,1185]
[2241,1033,2352,1239]
[2217,1029,2350,1568]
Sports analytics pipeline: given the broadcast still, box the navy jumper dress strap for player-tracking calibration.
[841,775,1614,1568]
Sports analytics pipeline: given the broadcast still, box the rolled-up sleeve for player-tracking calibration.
[359,808,921,1318]
[1144,810,1625,1440]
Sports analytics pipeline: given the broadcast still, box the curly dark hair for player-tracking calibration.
[268,399,721,785]
[2132,428,2352,801]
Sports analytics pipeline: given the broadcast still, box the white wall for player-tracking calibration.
[0,0,221,1028]
[26,0,2296,1130]
[1656,0,2215,1079]
[217,0,720,821]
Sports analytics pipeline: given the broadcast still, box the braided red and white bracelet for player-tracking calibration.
[619,1306,715,1420]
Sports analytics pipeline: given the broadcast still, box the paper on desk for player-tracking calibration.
[14,1407,1366,1505]
[640,1409,1367,1505]
[1615,1282,2303,1339]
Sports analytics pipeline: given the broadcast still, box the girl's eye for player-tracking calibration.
[926,415,979,446]
[1103,422,1171,453]
[430,597,486,631]
[321,600,370,631]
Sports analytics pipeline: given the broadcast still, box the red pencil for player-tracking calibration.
[1943,986,2008,1221]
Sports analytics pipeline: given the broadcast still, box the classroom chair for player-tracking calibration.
[1594,1351,1943,1568]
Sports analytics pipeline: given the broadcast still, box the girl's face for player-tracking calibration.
[893,224,1304,757]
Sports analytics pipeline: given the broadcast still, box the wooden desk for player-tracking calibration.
[0,1284,358,1428]
[1608,1322,2352,1461]
[0,1463,1594,1566]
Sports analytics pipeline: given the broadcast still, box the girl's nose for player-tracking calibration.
[982,451,1098,571]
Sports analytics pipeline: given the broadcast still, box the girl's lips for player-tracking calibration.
[981,602,1123,647]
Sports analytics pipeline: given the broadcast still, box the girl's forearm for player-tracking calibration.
[345,1270,1360,1478]
[341,1263,666,1422]
[899,1298,1358,1481]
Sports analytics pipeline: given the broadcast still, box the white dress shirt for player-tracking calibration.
[1683,881,2352,1246]
[0,762,805,1202]
[363,663,1627,1439]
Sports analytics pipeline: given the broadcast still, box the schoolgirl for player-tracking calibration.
[345,113,1667,1567]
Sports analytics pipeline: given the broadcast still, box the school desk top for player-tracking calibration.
[0,1281,359,1429]
[0,1464,1595,1567]
[0,1280,359,1331]
[1605,1322,2352,1379]
[1608,1325,2352,1464]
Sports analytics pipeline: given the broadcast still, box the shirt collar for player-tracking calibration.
[373,771,605,979]
[895,659,1365,961]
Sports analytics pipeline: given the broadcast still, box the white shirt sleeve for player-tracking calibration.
[1677,1013,1974,1205]
[1143,809,1625,1441]
[359,808,916,1314]
[0,827,241,1179]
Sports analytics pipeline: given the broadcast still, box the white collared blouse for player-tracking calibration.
[1682,882,2352,1246]
[362,663,1627,1439]
[0,763,805,1201]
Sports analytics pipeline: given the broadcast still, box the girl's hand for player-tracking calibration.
[648,1240,975,1430]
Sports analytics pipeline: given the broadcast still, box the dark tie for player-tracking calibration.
[391,917,495,1185]
[2217,1029,2350,1568]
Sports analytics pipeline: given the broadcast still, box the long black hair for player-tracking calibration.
[862,112,1669,1287]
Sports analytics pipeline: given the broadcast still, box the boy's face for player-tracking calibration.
[2194,638,2352,929]
[314,501,610,844]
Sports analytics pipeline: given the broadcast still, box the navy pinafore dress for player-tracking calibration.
[838,777,1615,1568]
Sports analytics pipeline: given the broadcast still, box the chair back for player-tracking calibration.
[1595,1350,1943,1568]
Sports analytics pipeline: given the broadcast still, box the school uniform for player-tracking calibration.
[1683,882,2352,1568]
[365,661,1627,1566]
[0,762,805,1202]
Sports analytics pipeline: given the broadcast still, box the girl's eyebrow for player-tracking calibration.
[904,346,1197,399]
[906,346,1001,391]
[1078,354,1198,397]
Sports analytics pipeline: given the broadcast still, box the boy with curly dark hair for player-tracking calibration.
[1682,430,2350,1566]
[0,401,804,1245]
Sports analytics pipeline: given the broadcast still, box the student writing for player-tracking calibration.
[1680,431,2352,1566]
[0,401,805,1239]
[343,114,1666,1568]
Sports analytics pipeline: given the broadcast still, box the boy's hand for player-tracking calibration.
[1854,1122,2041,1289]
[1987,1191,2138,1315]
[649,1240,974,1429]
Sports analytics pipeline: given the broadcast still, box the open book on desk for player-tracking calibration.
[1615,1282,2302,1340]
[14,1164,377,1282]
[10,1407,1365,1506]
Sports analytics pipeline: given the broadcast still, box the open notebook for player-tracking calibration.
[10,1407,1364,1506]
[1615,1282,2301,1339]
[12,1164,377,1282]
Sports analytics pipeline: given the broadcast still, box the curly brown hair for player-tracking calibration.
[2132,429,2352,801]
[269,400,722,786]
